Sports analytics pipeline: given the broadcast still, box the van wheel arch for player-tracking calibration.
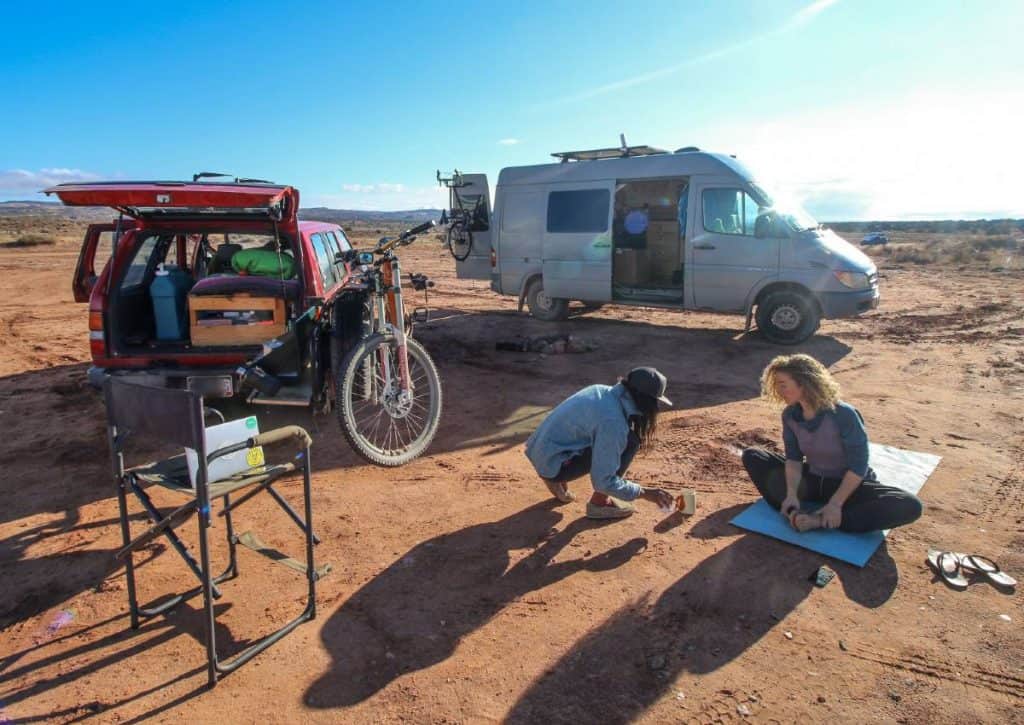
[517,273,544,313]
[753,283,821,344]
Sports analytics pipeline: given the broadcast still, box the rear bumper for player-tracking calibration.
[816,287,880,319]
[490,272,501,294]
[87,365,240,396]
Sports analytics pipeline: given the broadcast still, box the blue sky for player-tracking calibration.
[2,0,1022,220]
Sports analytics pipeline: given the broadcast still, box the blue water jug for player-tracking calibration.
[150,264,192,341]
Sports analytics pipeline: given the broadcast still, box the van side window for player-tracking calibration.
[547,189,610,233]
[702,189,763,236]
[310,233,338,287]
[122,236,159,288]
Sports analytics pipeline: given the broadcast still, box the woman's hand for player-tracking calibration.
[820,501,843,529]
[780,494,801,527]
[641,487,675,510]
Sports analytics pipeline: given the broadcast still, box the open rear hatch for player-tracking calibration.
[44,181,299,225]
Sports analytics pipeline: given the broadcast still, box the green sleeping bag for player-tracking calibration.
[231,249,297,279]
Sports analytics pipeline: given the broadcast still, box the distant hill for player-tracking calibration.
[300,207,441,224]
[0,200,442,224]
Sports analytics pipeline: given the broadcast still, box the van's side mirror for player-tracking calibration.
[754,215,772,239]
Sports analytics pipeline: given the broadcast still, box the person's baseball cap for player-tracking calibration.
[626,367,672,407]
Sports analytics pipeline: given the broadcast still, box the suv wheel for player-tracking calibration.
[526,279,569,321]
[756,290,819,344]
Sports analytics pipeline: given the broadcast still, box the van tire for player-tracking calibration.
[526,279,569,321]
[756,290,819,345]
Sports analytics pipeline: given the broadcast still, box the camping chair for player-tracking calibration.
[103,377,328,687]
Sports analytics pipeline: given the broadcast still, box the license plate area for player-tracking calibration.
[186,375,234,398]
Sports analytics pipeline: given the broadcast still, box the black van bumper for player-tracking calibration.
[817,287,880,319]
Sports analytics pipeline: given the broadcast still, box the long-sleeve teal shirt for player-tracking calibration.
[525,383,643,500]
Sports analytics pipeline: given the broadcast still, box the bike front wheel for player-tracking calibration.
[447,222,473,261]
[335,334,443,466]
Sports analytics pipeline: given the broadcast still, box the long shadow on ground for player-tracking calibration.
[505,505,898,724]
[304,500,648,709]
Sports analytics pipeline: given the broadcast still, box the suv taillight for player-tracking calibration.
[490,249,496,268]
[88,308,104,356]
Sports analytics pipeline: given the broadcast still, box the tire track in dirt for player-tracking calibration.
[844,643,1024,700]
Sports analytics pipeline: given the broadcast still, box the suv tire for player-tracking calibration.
[526,279,569,321]
[756,290,819,345]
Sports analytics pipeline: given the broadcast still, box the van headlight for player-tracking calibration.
[833,270,870,289]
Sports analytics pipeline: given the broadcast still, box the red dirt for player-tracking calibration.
[1,231,1023,723]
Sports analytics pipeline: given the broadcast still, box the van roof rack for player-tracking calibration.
[551,145,668,163]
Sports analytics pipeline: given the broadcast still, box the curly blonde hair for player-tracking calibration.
[760,354,840,413]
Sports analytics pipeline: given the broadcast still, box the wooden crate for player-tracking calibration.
[189,294,287,347]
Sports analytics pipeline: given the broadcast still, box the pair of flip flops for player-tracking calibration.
[927,549,1017,590]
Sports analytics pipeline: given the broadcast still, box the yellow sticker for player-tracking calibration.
[246,446,265,467]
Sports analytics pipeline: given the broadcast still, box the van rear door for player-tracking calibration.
[451,174,492,280]
[73,222,125,302]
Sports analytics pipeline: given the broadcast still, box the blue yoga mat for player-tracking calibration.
[730,443,941,567]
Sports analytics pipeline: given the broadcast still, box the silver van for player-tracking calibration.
[452,144,879,344]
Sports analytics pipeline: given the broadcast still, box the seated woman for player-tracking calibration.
[742,354,923,533]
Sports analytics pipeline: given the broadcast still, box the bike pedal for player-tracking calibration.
[412,307,430,323]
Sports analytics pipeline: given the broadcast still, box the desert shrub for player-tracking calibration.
[890,246,937,264]
[1,233,56,248]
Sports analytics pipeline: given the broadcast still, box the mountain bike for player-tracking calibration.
[437,169,473,261]
[334,221,443,466]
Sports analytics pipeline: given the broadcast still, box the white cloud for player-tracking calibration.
[341,182,407,193]
[553,0,840,105]
[0,167,100,195]
[696,88,1024,220]
[498,138,520,146]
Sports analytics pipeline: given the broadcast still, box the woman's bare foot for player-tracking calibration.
[792,511,824,532]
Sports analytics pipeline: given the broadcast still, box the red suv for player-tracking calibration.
[55,178,360,401]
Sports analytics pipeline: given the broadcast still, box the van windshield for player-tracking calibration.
[749,183,820,232]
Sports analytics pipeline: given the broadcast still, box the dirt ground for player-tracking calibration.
[1,222,1022,724]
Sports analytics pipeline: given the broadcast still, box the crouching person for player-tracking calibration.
[742,354,923,533]
[525,367,675,519]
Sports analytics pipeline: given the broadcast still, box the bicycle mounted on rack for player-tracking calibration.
[437,169,489,261]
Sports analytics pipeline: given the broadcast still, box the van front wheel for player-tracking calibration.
[526,279,569,321]
[756,290,819,345]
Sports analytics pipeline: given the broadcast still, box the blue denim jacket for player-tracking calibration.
[525,383,643,500]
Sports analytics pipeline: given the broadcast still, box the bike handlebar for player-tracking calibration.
[407,220,436,238]
[374,220,437,255]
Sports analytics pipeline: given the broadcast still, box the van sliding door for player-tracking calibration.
[541,183,613,302]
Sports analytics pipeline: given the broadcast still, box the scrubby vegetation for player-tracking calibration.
[0,233,57,248]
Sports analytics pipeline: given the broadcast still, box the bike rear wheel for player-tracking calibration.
[335,334,443,466]
[447,222,473,261]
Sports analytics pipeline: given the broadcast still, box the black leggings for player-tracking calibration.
[548,431,641,485]
[741,448,923,533]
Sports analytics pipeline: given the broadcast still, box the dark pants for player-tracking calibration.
[741,448,923,533]
[549,431,641,486]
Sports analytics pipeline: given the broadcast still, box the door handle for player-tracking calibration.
[693,244,717,250]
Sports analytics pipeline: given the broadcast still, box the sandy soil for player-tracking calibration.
[1,226,1022,724]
